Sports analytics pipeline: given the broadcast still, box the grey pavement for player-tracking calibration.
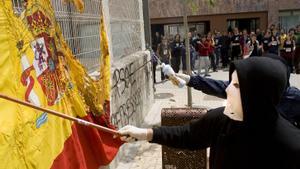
[115,68,300,169]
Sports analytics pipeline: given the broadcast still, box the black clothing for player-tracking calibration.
[220,35,230,67]
[262,37,271,52]
[170,41,184,73]
[269,39,279,55]
[282,40,295,72]
[151,57,300,169]
[256,33,263,45]
[231,35,241,44]
[231,35,241,60]
[158,43,171,80]
[152,35,161,51]
[249,40,260,57]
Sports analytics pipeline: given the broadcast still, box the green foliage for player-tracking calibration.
[180,0,215,14]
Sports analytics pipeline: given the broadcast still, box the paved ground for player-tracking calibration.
[115,68,300,169]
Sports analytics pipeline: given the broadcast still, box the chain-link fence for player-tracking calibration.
[12,0,145,71]
[51,0,101,72]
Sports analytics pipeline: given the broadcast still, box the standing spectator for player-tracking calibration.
[279,29,287,57]
[256,28,264,45]
[230,28,242,61]
[269,24,276,32]
[197,36,210,77]
[181,32,195,73]
[150,48,158,84]
[152,32,162,52]
[282,34,295,73]
[240,29,250,56]
[294,25,300,74]
[246,34,262,58]
[262,30,272,54]
[170,34,183,73]
[214,32,222,69]
[207,32,217,72]
[190,32,199,71]
[269,35,280,55]
[157,37,171,81]
[272,28,280,38]
[220,31,231,68]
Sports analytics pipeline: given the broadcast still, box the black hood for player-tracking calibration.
[229,57,288,130]
[262,53,291,87]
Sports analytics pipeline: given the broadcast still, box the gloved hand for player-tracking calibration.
[162,63,175,77]
[176,73,191,84]
[117,125,153,142]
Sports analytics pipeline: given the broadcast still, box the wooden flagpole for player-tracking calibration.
[0,94,118,135]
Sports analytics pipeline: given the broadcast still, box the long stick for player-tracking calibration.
[0,94,118,135]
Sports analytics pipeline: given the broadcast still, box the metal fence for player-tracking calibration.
[12,0,145,70]
[51,0,101,72]
[12,0,101,72]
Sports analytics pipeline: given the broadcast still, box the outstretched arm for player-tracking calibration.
[150,107,225,150]
[162,65,229,99]
[187,75,229,99]
[118,108,226,150]
[280,86,300,128]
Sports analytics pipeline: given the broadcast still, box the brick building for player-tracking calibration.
[149,0,300,37]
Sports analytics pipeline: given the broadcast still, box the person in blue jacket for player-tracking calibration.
[163,53,300,128]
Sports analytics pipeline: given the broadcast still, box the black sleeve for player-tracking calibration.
[150,108,226,150]
[187,75,229,99]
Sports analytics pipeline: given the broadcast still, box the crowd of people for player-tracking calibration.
[152,24,300,83]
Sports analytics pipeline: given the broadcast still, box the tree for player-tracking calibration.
[179,0,215,107]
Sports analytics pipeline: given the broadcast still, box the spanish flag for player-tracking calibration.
[0,0,121,169]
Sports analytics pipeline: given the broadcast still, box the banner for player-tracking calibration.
[0,0,122,168]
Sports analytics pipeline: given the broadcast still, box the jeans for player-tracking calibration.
[215,48,221,68]
[198,56,210,75]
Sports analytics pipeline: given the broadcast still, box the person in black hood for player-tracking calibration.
[117,57,300,169]
[161,53,300,128]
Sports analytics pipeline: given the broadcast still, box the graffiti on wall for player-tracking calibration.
[111,57,152,128]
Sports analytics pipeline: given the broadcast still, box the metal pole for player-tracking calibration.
[183,3,192,107]
[143,0,152,49]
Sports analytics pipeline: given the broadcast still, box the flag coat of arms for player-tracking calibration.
[0,0,122,168]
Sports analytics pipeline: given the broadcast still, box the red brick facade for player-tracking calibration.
[150,0,300,31]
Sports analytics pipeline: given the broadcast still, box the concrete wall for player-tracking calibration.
[108,0,146,59]
[102,0,154,129]
[102,0,154,168]
[110,51,154,129]
[105,51,154,169]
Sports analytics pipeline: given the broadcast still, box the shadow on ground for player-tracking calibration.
[154,93,174,99]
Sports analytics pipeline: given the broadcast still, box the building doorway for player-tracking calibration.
[227,18,260,33]
[151,24,164,38]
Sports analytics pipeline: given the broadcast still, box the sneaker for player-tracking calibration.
[204,74,211,77]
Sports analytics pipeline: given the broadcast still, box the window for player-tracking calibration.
[279,10,300,32]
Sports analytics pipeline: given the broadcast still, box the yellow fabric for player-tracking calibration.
[0,1,75,168]
[0,0,107,168]
[63,0,84,13]
[23,0,105,115]
[98,12,111,112]
[280,34,287,49]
